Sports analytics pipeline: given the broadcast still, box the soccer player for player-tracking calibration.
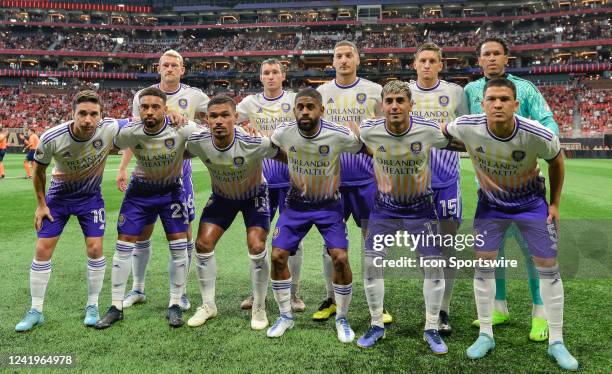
[357,81,450,353]
[185,95,285,330]
[118,49,210,311]
[0,127,7,178]
[443,78,578,370]
[267,88,362,342]
[236,59,305,312]
[316,40,391,323]
[409,42,469,335]
[15,91,120,331]
[96,87,198,329]
[465,37,559,341]
[23,128,40,179]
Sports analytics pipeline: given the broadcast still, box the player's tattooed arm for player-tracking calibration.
[546,151,565,227]
[32,162,53,231]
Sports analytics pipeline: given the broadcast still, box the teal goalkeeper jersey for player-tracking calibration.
[464,73,559,134]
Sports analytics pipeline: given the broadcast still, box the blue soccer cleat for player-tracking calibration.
[267,314,294,338]
[467,333,495,359]
[15,309,44,332]
[357,325,385,348]
[423,329,448,354]
[548,341,579,371]
[83,305,99,326]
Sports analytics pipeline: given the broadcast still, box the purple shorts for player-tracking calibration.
[272,199,349,254]
[38,194,105,238]
[26,150,35,162]
[432,179,462,225]
[117,188,189,236]
[199,187,270,232]
[365,204,441,257]
[474,200,558,258]
[269,186,289,219]
[340,181,377,228]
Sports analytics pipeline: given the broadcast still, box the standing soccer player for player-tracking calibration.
[96,87,198,329]
[267,88,363,342]
[22,128,40,179]
[356,81,450,353]
[185,95,286,330]
[118,49,210,311]
[0,127,7,178]
[236,59,305,312]
[465,37,559,341]
[316,40,390,323]
[409,42,469,335]
[444,78,578,370]
[15,91,120,331]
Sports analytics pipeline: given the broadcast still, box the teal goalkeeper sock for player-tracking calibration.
[494,235,507,301]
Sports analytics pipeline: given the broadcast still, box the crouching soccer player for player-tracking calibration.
[357,81,450,353]
[443,78,578,370]
[184,95,286,330]
[15,91,122,331]
[267,88,363,343]
[96,87,199,329]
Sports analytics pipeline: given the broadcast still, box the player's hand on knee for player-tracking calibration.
[34,206,53,231]
[547,203,560,229]
[116,169,128,192]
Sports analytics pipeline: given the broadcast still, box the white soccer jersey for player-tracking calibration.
[271,119,363,205]
[186,128,278,200]
[409,79,469,188]
[445,114,561,210]
[360,116,449,211]
[34,118,122,199]
[236,90,296,188]
[317,78,383,185]
[113,118,198,192]
[132,83,210,120]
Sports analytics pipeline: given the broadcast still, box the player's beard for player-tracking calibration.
[297,117,318,134]
[144,117,161,130]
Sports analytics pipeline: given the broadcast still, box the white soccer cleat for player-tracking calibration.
[251,306,269,330]
[335,317,355,343]
[123,290,146,308]
[266,314,294,338]
[187,304,218,327]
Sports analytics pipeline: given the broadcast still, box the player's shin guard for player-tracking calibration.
[112,241,135,309]
[30,260,51,312]
[423,259,445,330]
[132,240,151,293]
[441,247,457,313]
[364,255,385,327]
[333,283,352,319]
[87,257,106,307]
[289,242,303,297]
[322,246,334,300]
[249,249,269,308]
[168,239,188,306]
[195,252,217,307]
[272,278,292,317]
[474,265,496,338]
[537,265,564,344]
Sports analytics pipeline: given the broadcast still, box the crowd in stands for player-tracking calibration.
[579,88,611,134]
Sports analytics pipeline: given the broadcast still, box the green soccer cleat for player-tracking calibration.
[471,309,510,327]
[529,316,549,342]
[312,298,336,321]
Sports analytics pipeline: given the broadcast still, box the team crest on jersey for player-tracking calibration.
[178,98,188,109]
[273,227,280,239]
[289,146,297,153]
[438,95,450,107]
[165,138,175,149]
[281,103,291,112]
[327,97,334,104]
[377,145,386,153]
[356,93,367,104]
[233,156,245,166]
[411,141,422,154]
[512,150,526,162]
[92,139,103,149]
[319,145,330,155]
[118,214,126,227]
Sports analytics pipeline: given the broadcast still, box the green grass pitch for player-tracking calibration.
[0,154,610,373]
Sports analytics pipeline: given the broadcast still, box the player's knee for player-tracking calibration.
[34,243,53,261]
[532,256,557,268]
[195,237,215,253]
[86,242,103,258]
[475,250,498,261]
[331,250,349,268]
[247,241,266,255]
[271,248,288,266]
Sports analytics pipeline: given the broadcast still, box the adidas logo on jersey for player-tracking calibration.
[62,151,72,158]
[289,146,297,153]
[377,145,386,153]
[475,146,485,153]
[327,97,334,104]
[135,144,143,150]
[257,107,263,113]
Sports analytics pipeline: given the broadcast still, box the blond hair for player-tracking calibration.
[415,42,442,62]
[160,49,184,65]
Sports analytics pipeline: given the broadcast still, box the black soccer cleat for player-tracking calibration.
[167,304,184,328]
[438,310,453,336]
[95,306,124,329]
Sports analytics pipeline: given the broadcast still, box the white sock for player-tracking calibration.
[537,265,565,344]
[168,239,188,307]
[423,260,445,330]
[441,246,457,313]
[474,265,496,338]
[86,257,106,307]
[289,241,303,297]
[112,241,135,310]
[249,249,269,308]
[364,255,384,327]
[272,278,292,317]
[132,240,151,293]
[195,252,217,307]
[322,246,334,300]
[30,259,51,312]
[333,283,352,319]
[185,240,195,294]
